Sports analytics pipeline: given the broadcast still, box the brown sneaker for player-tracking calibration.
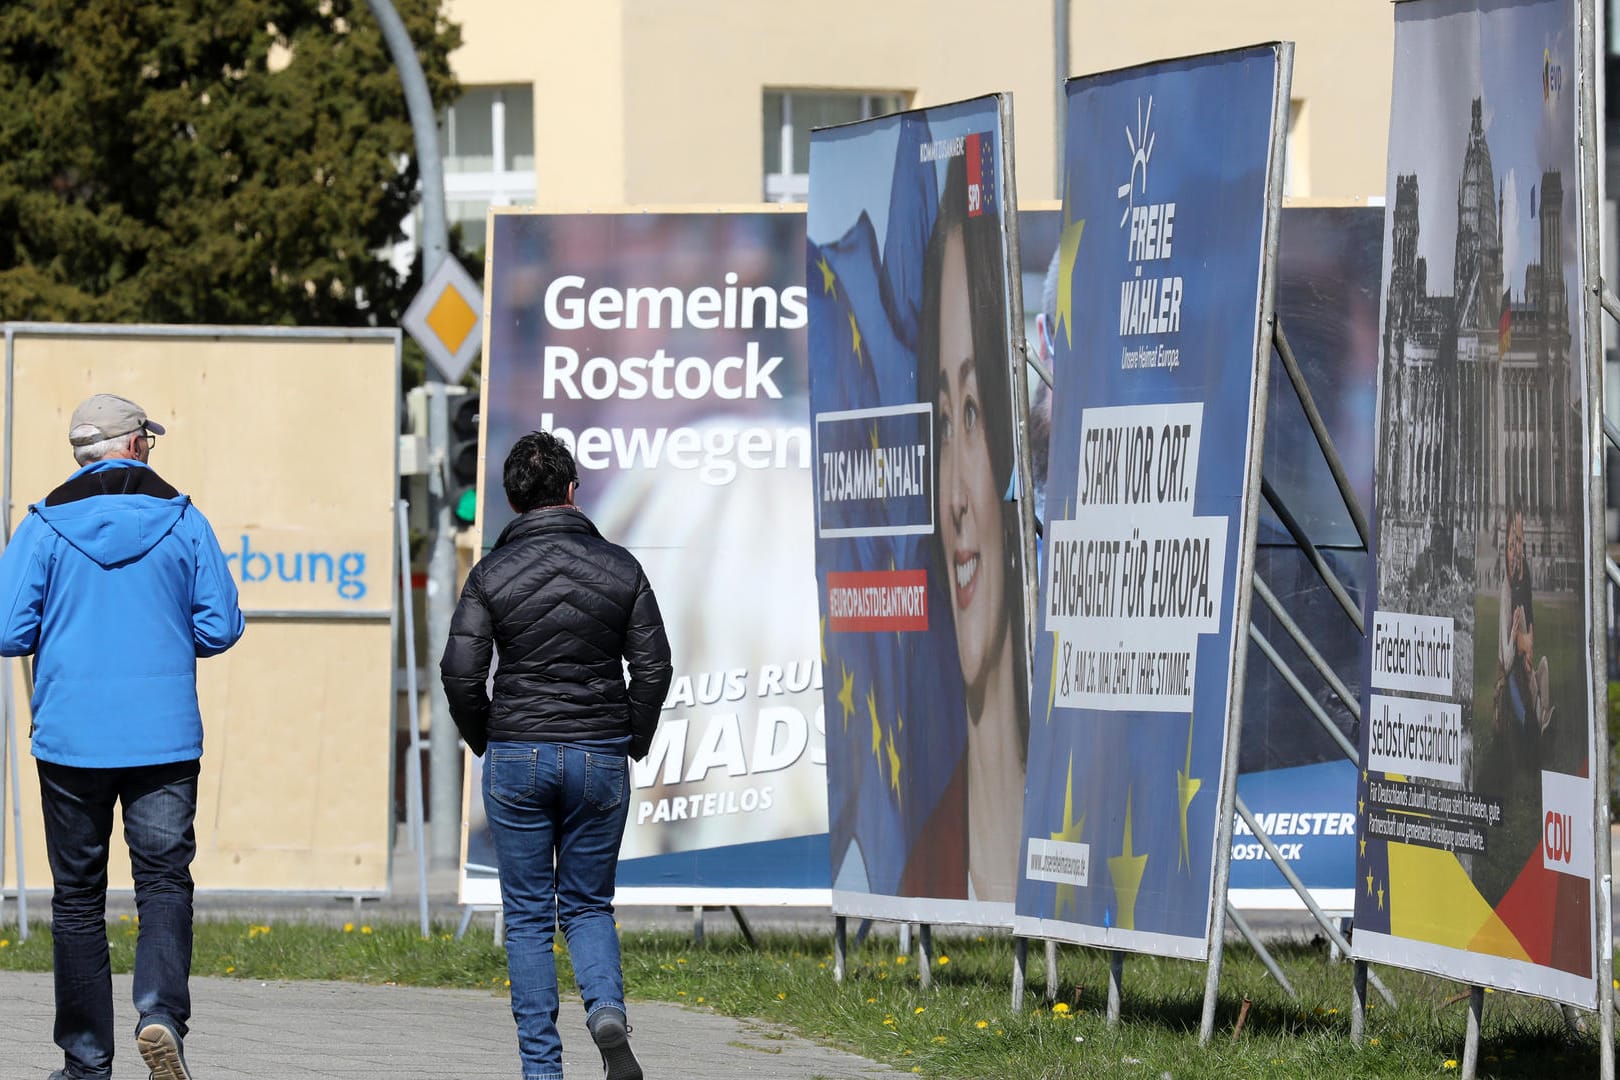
[136,1021,193,1080]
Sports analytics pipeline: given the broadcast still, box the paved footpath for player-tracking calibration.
[6,971,907,1079]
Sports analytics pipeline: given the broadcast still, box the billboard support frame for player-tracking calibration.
[1272,319,1370,548]
[396,500,432,939]
[2,324,27,940]
[1579,0,1615,1067]
[1196,40,1294,1047]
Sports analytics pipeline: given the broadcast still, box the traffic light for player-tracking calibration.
[447,390,481,527]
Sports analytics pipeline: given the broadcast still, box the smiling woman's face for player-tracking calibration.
[935,228,1006,693]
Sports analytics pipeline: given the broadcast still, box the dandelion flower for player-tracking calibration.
[938,955,950,965]
[343,923,354,933]
[884,1016,897,1027]
[504,980,510,987]
[914,1007,926,1015]
[931,1036,947,1044]
[1443,1060,1458,1070]
[777,992,787,1000]
[1052,1003,1071,1016]
[867,997,877,1004]
[1370,1038,1380,1047]
[0,940,9,948]
[896,955,908,965]
[225,966,235,974]
[360,926,373,935]
[119,915,130,923]
[975,1020,989,1030]
[677,958,687,964]
[696,997,705,1004]
[677,991,686,997]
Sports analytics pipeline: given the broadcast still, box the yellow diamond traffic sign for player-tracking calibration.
[425,284,478,353]
[402,256,484,382]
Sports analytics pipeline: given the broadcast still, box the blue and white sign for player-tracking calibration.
[1015,45,1291,959]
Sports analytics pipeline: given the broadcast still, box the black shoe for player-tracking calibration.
[588,1007,643,1080]
[136,1021,193,1080]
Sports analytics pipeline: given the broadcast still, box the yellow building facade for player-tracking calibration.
[437,0,1393,247]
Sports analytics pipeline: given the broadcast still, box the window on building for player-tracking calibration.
[763,90,908,203]
[439,84,537,254]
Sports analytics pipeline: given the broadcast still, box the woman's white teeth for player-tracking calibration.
[955,554,979,589]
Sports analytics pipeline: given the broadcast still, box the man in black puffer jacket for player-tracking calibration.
[441,429,671,1080]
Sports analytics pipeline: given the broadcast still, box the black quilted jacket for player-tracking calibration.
[439,506,672,759]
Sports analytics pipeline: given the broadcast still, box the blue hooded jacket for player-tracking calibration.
[0,459,245,767]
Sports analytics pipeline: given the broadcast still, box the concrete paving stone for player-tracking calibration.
[5,971,908,1079]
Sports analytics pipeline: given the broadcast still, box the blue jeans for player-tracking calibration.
[483,741,631,1080]
[36,758,199,1080]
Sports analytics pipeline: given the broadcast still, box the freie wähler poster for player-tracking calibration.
[1024,204,1382,913]
[464,210,829,905]
[1354,0,1597,1007]
[808,94,1036,927]
[1015,45,1290,959]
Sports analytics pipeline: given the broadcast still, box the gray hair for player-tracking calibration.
[71,426,132,465]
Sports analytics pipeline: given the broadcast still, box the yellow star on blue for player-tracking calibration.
[816,254,836,295]
[836,663,855,730]
[868,686,881,756]
[1054,187,1085,350]
[1049,755,1085,918]
[1107,788,1148,931]
[1175,715,1201,871]
[848,310,864,366]
[885,727,902,803]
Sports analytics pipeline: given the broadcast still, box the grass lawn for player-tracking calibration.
[0,918,1608,1078]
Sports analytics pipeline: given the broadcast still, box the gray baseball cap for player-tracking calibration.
[68,394,166,447]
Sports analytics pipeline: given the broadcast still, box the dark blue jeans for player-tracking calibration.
[483,741,631,1080]
[37,758,199,1080]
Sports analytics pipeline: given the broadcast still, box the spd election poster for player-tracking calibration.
[807,95,1036,927]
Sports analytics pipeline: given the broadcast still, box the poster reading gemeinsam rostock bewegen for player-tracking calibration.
[468,210,829,905]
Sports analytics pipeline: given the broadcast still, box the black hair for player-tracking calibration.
[915,150,1029,757]
[503,430,577,512]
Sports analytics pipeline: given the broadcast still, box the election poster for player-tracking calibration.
[1022,203,1375,911]
[1354,0,1598,1007]
[1014,45,1291,958]
[465,209,829,905]
[1231,205,1383,910]
[807,95,1036,926]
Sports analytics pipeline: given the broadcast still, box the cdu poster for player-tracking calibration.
[466,210,829,905]
[1354,0,1597,1007]
[1015,45,1291,958]
[807,95,1035,927]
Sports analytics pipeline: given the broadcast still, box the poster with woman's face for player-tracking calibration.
[807,95,1033,926]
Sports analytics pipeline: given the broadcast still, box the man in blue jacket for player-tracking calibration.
[0,393,245,1080]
